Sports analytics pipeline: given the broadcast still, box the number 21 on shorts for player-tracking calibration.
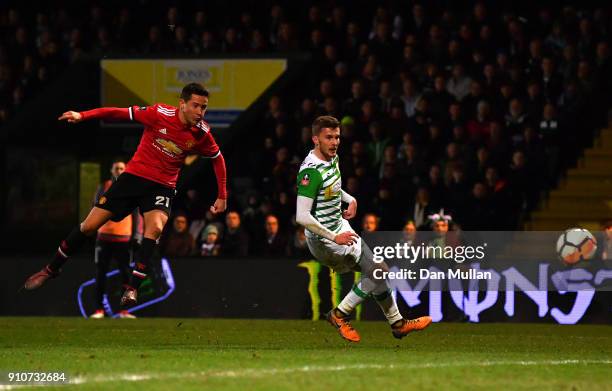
[155,196,170,208]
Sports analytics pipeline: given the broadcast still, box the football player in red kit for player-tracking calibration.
[24,83,227,308]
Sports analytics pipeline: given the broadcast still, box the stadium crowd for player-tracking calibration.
[1,3,611,257]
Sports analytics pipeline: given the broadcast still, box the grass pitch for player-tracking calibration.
[0,318,610,390]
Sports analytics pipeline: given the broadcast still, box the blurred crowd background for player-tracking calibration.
[1,1,611,257]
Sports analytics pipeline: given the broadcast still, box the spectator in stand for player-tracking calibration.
[221,211,249,256]
[357,99,377,135]
[426,164,446,207]
[366,121,391,171]
[288,226,310,258]
[516,126,546,179]
[507,150,539,212]
[260,214,288,256]
[3,3,611,236]
[142,25,166,54]
[399,78,421,118]
[428,74,455,120]
[160,213,195,257]
[541,57,563,100]
[382,100,410,143]
[505,98,528,137]
[445,164,471,222]
[462,80,486,120]
[297,98,317,127]
[408,187,437,229]
[372,184,400,230]
[343,79,367,118]
[466,101,492,144]
[173,26,191,54]
[402,220,417,244]
[595,42,612,93]
[444,102,465,139]
[525,80,545,119]
[271,147,292,193]
[361,213,379,233]
[377,79,395,115]
[463,182,495,230]
[425,209,457,249]
[447,64,472,101]
[484,166,513,228]
[200,224,221,257]
[398,142,426,188]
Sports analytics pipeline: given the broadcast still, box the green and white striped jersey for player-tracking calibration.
[296,150,343,233]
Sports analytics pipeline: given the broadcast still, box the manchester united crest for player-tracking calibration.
[155,138,183,156]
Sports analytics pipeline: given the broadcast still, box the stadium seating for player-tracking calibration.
[1,3,611,252]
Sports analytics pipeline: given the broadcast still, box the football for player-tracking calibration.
[556,228,598,265]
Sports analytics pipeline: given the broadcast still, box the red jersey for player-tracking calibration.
[81,104,221,189]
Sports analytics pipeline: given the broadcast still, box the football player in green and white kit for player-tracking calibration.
[295,116,432,342]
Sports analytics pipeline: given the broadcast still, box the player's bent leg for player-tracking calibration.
[23,207,113,291]
[81,207,116,234]
[337,282,368,316]
[305,235,362,342]
[305,222,366,342]
[358,241,433,338]
[121,210,168,307]
[353,242,401,322]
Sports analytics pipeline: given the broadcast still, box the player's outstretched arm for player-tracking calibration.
[59,107,132,123]
[296,195,358,245]
[209,152,227,214]
[341,190,357,220]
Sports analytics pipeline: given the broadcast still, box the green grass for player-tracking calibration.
[0,318,610,390]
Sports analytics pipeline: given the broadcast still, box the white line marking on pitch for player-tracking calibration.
[0,359,610,389]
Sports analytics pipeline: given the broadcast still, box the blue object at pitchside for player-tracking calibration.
[77,258,175,318]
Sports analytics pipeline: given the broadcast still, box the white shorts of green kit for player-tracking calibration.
[305,219,362,274]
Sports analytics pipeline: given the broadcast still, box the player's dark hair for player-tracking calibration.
[312,115,340,136]
[181,83,209,101]
[111,157,126,165]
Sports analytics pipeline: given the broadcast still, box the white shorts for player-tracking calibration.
[305,219,361,274]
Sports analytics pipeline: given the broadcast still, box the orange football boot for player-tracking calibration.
[326,309,361,343]
[391,316,432,339]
